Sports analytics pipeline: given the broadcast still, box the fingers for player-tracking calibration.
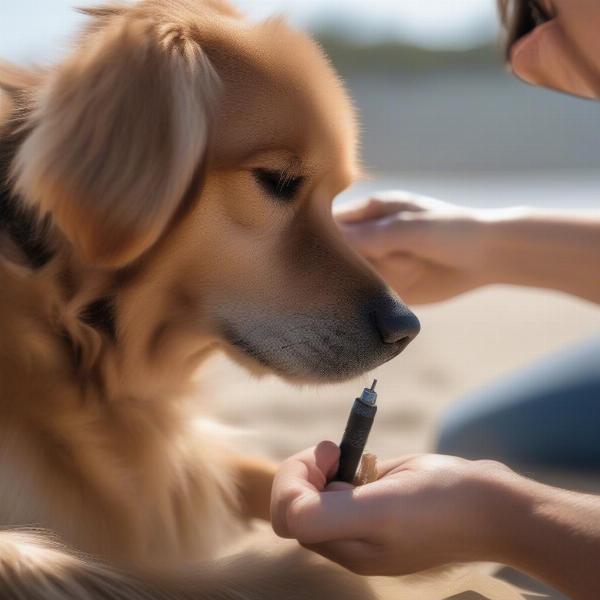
[340,217,426,260]
[368,254,425,295]
[312,440,341,482]
[326,480,355,492]
[272,442,378,544]
[271,442,341,539]
[375,454,428,477]
[334,193,455,262]
[334,196,422,224]
[272,441,339,495]
[334,192,454,225]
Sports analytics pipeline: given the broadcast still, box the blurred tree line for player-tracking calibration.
[314,30,502,77]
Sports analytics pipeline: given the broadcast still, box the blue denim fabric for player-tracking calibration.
[436,337,600,469]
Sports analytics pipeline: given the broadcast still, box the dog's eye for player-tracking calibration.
[252,169,304,202]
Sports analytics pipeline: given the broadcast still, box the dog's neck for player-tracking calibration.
[1,249,212,406]
[0,95,216,406]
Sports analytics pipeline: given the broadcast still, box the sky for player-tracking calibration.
[235,0,500,47]
[0,0,500,62]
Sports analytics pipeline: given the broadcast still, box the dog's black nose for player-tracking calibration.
[371,292,420,345]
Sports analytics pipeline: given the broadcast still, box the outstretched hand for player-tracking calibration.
[335,193,491,304]
[270,441,519,576]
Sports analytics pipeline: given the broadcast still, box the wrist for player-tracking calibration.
[440,207,534,287]
[474,207,600,299]
[481,475,600,599]
[451,468,544,564]
[480,471,546,564]
[473,207,541,286]
[469,469,573,570]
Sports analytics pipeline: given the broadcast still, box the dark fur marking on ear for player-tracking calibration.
[0,112,54,269]
[79,297,117,340]
[0,189,54,269]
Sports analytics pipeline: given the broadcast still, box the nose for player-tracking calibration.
[371,292,420,345]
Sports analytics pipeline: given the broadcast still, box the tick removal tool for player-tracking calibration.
[336,379,378,484]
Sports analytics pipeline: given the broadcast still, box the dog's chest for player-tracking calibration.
[0,419,238,566]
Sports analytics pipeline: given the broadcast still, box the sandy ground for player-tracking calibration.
[202,286,599,463]
[199,286,599,600]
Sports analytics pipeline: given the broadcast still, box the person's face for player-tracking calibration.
[509,0,600,98]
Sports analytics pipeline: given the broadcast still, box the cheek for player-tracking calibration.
[182,195,287,295]
[510,20,595,96]
[555,0,600,62]
[510,21,564,83]
[217,171,294,230]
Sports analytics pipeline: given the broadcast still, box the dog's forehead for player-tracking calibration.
[204,18,359,177]
[115,2,357,177]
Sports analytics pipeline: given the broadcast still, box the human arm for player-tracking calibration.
[335,193,600,304]
[271,442,600,599]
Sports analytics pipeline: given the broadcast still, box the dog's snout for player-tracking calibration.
[371,293,420,345]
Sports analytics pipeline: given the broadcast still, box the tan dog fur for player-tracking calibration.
[0,1,422,598]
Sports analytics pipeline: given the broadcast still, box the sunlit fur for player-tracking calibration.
[0,1,420,598]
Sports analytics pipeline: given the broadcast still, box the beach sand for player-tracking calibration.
[203,286,599,462]
[199,286,599,599]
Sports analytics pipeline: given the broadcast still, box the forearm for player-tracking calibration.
[486,475,600,599]
[481,208,600,303]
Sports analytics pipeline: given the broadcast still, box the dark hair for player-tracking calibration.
[497,1,551,59]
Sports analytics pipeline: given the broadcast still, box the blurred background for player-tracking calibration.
[3,0,600,458]
[3,0,600,198]
[3,0,599,468]
[2,2,599,596]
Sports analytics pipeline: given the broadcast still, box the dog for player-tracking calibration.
[0,1,421,598]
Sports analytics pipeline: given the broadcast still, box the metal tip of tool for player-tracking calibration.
[360,379,378,406]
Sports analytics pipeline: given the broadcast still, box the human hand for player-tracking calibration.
[271,442,526,576]
[335,192,493,304]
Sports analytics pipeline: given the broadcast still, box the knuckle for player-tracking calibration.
[476,459,509,471]
[271,492,301,539]
[367,197,384,208]
[271,516,288,538]
[282,497,308,541]
[270,505,290,538]
[345,559,371,575]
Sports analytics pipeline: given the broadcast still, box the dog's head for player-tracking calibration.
[8,0,419,384]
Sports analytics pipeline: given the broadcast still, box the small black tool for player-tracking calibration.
[336,379,378,484]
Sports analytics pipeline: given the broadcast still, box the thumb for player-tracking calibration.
[280,488,369,544]
[272,442,369,544]
[271,442,339,538]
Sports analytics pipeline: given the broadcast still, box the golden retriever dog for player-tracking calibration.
[0,1,424,598]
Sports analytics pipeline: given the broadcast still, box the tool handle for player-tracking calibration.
[337,400,377,483]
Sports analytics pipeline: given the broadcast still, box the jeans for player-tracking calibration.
[436,337,600,469]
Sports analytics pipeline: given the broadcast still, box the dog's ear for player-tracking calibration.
[13,16,220,267]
